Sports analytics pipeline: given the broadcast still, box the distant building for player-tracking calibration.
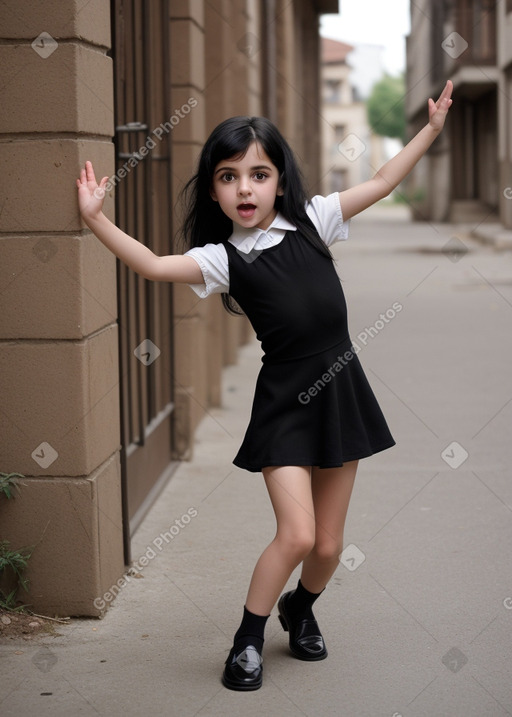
[320,37,387,197]
[406,0,511,229]
[346,43,387,101]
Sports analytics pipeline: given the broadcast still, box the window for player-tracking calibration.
[334,125,346,145]
[325,79,342,103]
[330,169,347,194]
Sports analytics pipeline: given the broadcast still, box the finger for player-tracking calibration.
[439,95,452,111]
[85,160,96,183]
[434,88,445,109]
[439,79,453,104]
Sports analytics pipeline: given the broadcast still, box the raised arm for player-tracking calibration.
[338,80,453,221]
[76,161,203,284]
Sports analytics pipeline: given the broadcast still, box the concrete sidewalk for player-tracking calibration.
[1,205,512,716]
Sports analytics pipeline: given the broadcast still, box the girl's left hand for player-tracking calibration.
[428,79,453,132]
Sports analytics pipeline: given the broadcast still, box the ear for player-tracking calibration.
[210,187,218,202]
[276,173,284,196]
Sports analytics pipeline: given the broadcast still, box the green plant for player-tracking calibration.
[0,472,31,611]
[367,73,406,145]
[0,472,24,499]
[0,540,32,611]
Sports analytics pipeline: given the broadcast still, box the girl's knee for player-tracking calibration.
[277,529,315,562]
[312,537,343,564]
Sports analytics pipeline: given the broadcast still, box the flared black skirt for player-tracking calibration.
[233,337,395,473]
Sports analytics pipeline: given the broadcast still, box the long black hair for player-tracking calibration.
[179,116,333,314]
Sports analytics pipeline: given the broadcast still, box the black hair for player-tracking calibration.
[179,116,333,314]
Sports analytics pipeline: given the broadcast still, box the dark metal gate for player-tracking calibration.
[111,0,176,561]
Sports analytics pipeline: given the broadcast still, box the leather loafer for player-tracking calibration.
[222,644,263,691]
[277,591,328,661]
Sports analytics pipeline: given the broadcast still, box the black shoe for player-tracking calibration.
[277,591,328,661]
[222,644,263,691]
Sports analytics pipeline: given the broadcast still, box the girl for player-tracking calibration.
[77,80,453,691]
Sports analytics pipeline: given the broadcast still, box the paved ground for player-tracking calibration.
[1,204,512,716]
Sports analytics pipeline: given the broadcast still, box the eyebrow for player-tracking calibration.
[214,164,273,176]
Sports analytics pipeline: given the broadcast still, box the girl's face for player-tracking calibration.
[210,141,283,231]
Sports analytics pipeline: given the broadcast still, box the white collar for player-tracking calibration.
[228,212,297,254]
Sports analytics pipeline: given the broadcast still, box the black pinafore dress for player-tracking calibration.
[225,228,395,473]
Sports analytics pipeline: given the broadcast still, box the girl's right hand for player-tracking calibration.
[76,161,110,221]
[428,79,453,132]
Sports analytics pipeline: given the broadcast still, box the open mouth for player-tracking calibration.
[237,203,256,218]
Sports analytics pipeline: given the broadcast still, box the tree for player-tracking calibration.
[367,73,406,145]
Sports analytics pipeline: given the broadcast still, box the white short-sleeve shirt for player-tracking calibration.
[185,192,349,298]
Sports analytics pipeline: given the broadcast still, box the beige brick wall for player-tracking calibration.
[0,0,124,616]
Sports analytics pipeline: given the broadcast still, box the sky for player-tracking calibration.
[320,0,411,76]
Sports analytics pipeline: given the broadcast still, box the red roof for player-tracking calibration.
[322,37,354,63]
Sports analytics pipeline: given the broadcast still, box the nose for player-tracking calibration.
[237,176,252,196]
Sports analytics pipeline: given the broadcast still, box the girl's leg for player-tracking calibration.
[244,465,316,616]
[299,460,358,593]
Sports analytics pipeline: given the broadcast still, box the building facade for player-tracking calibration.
[0,0,337,616]
[320,37,387,197]
[406,0,512,228]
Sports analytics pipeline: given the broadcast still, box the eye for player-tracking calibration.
[253,172,268,181]
[221,172,236,182]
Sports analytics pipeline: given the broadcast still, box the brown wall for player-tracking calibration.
[0,0,124,616]
[406,0,511,227]
[0,0,333,616]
